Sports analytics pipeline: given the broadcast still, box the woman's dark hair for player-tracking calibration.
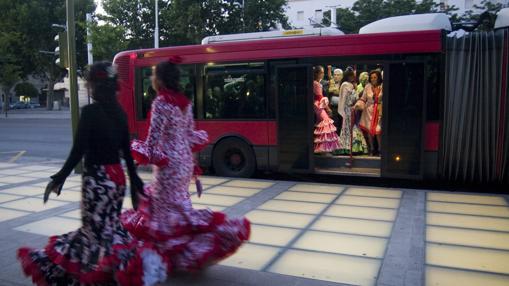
[155,60,181,92]
[342,67,355,84]
[86,61,118,103]
[313,66,324,81]
[369,70,383,85]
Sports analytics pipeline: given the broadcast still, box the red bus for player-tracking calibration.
[113,13,509,183]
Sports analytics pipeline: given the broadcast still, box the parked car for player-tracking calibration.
[11,102,28,109]
[29,103,41,109]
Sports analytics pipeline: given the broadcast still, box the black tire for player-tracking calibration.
[212,138,256,178]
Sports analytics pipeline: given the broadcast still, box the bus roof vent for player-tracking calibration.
[359,13,451,34]
[495,8,509,30]
[201,27,344,45]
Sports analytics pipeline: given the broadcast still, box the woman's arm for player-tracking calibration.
[51,106,90,183]
[131,99,169,166]
[186,105,208,152]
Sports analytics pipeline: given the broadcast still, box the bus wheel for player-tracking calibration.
[212,138,256,178]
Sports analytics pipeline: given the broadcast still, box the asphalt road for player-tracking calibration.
[0,118,72,162]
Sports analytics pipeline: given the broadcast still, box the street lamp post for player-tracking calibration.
[242,0,245,32]
[155,0,159,48]
[66,0,82,174]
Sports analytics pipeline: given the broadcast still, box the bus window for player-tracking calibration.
[136,67,156,120]
[204,63,266,119]
[135,65,197,120]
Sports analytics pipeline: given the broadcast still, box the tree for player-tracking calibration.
[243,0,289,32]
[0,0,95,110]
[97,0,289,49]
[0,0,23,113]
[0,63,21,113]
[325,0,460,34]
[463,0,504,31]
[323,8,359,34]
[15,82,39,98]
[101,0,159,49]
[89,22,128,61]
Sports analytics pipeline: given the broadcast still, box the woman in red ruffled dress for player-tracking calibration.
[121,57,250,272]
[17,62,168,286]
[313,66,340,153]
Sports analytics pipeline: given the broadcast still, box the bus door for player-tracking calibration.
[382,62,426,179]
[134,67,154,140]
[275,65,314,172]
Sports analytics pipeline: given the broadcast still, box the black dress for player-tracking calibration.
[17,103,167,286]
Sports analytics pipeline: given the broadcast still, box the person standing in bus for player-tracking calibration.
[122,57,250,273]
[17,62,167,286]
[313,65,340,153]
[356,72,369,95]
[337,68,368,155]
[327,65,344,138]
[356,70,383,156]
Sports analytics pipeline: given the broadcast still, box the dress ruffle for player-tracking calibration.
[17,164,168,286]
[121,200,250,272]
[314,119,340,153]
[17,236,167,286]
[314,104,340,153]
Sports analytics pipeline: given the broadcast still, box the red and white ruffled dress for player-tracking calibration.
[314,81,340,153]
[122,89,250,272]
[17,164,168,286]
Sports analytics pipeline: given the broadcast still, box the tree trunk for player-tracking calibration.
[2,90,9,117]
[47,77,55,110]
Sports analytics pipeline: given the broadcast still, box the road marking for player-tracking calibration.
[0,150,27,163]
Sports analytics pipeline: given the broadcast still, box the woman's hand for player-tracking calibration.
[326,106,333,116]
[43,176,65,203]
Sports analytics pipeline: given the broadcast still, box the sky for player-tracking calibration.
[94,0,105,15]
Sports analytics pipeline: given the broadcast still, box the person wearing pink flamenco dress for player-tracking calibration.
[121,57,251,273]
[313,66,340,153]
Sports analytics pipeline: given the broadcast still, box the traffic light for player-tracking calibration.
[54,31,69,68]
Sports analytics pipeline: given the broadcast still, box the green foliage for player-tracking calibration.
[0,0,94,77]
[0,64,21,92]
[101,0,157,49]
[336,8,361,34]
[15,82,39,98]
[464,0,504,31]
[322,0,462,33]
[243,0,289,32]
[97,0,288,49]
[89,23,128,61]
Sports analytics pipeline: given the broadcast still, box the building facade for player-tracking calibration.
[285,0,509,29]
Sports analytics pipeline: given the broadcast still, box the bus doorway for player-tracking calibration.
[275,65,314,173]
[312,64,382,177]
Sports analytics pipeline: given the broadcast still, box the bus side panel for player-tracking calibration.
[424,121,440,151]
[423,121,439,179]
[195,120,276,170]
[114,54,137,136]
[196,121,275,145]
[267,121,278,171]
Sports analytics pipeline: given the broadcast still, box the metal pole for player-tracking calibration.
[66,0,82,174]
[154,0,159,48]
[86,13,93,105]
[242,0,245,32]
[86,13,93,65]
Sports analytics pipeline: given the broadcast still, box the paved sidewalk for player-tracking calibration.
[1,162,509,286]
